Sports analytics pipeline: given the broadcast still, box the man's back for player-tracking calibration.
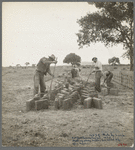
[36,57,50,73]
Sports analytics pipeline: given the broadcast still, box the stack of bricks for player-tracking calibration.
[81,94,89,105]
[27,79,118,111]
[93,97,102,109]
[84,97,102,109]
[89,90,98,98]
[26,86,63,111]
[35,99,49,110]
[80,88,98,105]
[108,88,119,96]
[49,87,63,100]
[101,88,108,96]
[84,97,93,108]
[55,90,79,110]
[70,91,79,103]
[63,98,72,110]
[26,99,36,111]
[54,98,59,109]
[54,94,65,109]
[101,83,118,96]
[26,98,49,111]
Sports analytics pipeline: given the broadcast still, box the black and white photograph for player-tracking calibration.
[2,1,134,147]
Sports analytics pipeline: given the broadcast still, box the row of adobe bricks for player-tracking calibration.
[26,87,118,111]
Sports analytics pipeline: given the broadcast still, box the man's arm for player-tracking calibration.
[103,73,108,83]
[98,61,102,71]
[104,77,107,83]
[91,63,96,73]
[47,67,54,77]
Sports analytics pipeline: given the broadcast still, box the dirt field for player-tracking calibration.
[2,66,134,147]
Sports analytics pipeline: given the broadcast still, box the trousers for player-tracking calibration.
[33,70,46,96]
[95,71,102,92]
[106,73,113,86]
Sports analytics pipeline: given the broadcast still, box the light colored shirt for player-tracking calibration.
[92,60,102,71]
[75,68,80,77]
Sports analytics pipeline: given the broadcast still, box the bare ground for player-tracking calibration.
[2,67,134,147]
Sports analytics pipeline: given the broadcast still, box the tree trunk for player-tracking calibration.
[130,55,133,71]
[129,44,134,71]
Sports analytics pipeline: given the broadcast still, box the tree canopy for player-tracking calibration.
[76,2,133,70]
[63,53,81,66]
[108,57,120,65]
[25,62,30,67]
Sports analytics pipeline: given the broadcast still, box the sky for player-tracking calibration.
[2,2,130,67]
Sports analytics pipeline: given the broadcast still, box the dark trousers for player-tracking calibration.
[34,71,46,96]
[106,73,113,87]
[71,69,77,78]
[95,71,102,92]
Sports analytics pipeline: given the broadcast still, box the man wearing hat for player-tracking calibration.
[34,54,57,97]
[91,57,103,92]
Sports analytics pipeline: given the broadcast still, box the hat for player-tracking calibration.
[92,57,97,61]
[49,54,56,61]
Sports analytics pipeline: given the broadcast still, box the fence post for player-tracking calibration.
[121,72,122,85]
[117,72,119,83]
[131,76,132,89]
[127,75,129,88]
[130,76,132,89]
[131,76,134,90]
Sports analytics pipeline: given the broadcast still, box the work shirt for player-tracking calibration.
[92,60,102,72]
[36,57,51,75]
[75,68,80,77]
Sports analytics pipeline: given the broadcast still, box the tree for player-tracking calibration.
[16,64,21,68]
[32,64,36,68]
[76,2,133,70]
[63,53,81,66]
[108,57,120,65]
[25,62,30,68]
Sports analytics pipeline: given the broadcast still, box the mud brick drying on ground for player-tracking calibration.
[83,97,103,109]
[26,99,36,111]
[26,77,104,111]
[108,88,119,96]
[35,99,49,110]
[26,94,41,111]
[93,97,103,109]
[84,97,93,108]
[101,88,108,96]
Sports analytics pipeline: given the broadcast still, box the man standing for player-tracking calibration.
[91,57,103,92]
[34,54,57,97]
[71,64,81,78]
[71,65,77,78]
